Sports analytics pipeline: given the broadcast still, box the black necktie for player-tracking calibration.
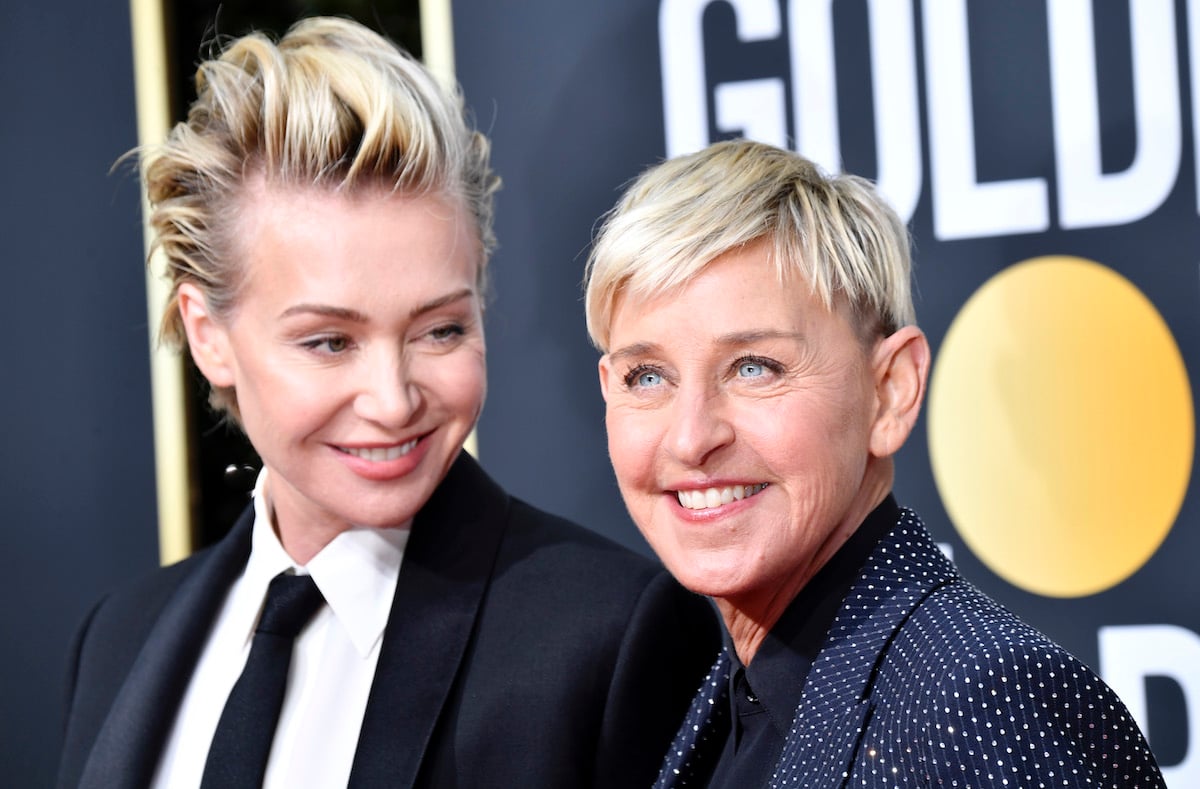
[200,572,326,788]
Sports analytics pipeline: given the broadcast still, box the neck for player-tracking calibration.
[717,458,894,665]
[263,480,345,566]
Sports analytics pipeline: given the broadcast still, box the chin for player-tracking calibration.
[661,551,757,600]
[336,497,423,530]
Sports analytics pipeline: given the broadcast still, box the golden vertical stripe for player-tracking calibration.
[419,0,478,458]
[419,0,457,88]
[129,0,196,564]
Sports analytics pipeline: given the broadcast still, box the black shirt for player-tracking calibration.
[705,495,901,789]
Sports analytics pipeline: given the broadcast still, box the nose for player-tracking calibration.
[663,385,734,467]
[354,350,421,427]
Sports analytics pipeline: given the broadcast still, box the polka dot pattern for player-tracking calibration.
[655,510,1165,788]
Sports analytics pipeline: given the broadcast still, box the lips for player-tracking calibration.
[337,437,419,462]
[675,482,769,511]
[333,434,431,482]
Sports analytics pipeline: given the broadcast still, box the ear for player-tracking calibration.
[177,282,237,389]
[868,325,931,458]
[597,355,613,403]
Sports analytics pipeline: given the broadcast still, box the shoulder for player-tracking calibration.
[65,508,250,702]
[57,546,223,783]
[77,504,254,644]
[431,453,666,601]
[874,574,1164,786]
[503,497,661,580]
[433,492,719,788]
[491,495,714,637]
[489,495,720,696]
[74,548,211,658]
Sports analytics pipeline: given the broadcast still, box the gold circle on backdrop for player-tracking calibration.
[928,256,1193,598]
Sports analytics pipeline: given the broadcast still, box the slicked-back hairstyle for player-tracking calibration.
[584,139,914,352]
[143,16,499,416]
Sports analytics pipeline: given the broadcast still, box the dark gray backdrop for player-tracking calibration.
[1,1,159,785]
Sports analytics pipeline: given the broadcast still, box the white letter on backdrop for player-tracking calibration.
[1049,0,1180,228]
[661,0,782,157]
[715,79,787,146]
[1186,0,1200,216]
[1099,624,1199,786]
[788,0,922,222]
[787,0,839,171]
[922,0,1049,239]
[865,0,921,223]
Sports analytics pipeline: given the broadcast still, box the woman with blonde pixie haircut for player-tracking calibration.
[586,139,1163,788]
[585,139,914,351]
[58,17,714,789]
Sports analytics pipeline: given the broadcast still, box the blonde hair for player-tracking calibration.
[143,16,499,416]
[584,139,914,351]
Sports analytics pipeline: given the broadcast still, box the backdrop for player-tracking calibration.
[0,1,158,785]
[6,2,1197,786]
[455,2,1199,784]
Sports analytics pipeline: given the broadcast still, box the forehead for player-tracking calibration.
[231,180,479,262]
[224,183,481,312]
[607,244,857,352]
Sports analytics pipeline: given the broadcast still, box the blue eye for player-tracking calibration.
[623,365,665,389]
[637,370,663,387]
[734,356,781,379]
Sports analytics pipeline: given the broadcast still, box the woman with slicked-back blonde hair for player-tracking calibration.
[57,17,715,789]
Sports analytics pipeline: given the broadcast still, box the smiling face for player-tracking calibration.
[180,183,485,561]
[599,240,917,628]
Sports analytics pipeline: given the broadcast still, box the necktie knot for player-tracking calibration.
[258,572,325,637]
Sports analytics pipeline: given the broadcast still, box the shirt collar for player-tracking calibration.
[242,468,409,658]
[729,493,902,736]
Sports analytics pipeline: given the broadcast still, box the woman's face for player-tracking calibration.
[598,240,886,615]
[186,184,485,553]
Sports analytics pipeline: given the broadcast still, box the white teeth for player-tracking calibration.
[342,439,418,462]
[676,483,768,511]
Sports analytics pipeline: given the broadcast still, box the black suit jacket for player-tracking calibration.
[58,452,718,788]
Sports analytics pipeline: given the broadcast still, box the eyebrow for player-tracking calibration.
[606,342,660,364]
[607,330,804,361]
[714,329,806,346]
[411,288,475,319]
[278,288,476,322]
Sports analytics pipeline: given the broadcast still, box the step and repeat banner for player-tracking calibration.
[455,1,1199,782]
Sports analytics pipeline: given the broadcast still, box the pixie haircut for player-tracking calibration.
[143,16,499,415]
[584,139,914,351]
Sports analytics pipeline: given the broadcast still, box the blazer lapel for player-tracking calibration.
[78,510,254,789]
[348,452,510,788]
[655,650,732,789]
[772,510,956,789]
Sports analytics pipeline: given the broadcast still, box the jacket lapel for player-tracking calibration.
[655,650,732,789]
[771,510,956,789]
[348,452,510,788]
[78,510,254,789]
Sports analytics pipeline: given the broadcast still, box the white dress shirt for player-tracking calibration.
[152,470,409,788]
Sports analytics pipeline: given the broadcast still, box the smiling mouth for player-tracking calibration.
[338,438,419,462]
[676,483,769,511]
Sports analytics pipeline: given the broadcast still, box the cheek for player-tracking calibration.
[238,376,331,442]
[423,353,487,413]
[605,410,659,483]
